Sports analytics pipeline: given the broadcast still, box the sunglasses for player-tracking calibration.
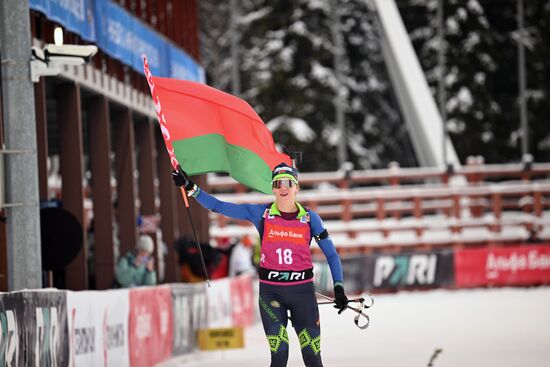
[272,179,295,189]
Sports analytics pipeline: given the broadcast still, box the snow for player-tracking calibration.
[467,0,483,15]
[160,287,550,367]
[463,32,481,51]
[266,116,316,143]
[446,17,460,35]
[238,7,272,26]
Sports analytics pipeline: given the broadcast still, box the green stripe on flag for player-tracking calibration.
[172,134,274,194]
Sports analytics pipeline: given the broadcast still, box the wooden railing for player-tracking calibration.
[206,162,550,253]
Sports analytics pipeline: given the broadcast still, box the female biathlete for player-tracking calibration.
[172,162,348,367]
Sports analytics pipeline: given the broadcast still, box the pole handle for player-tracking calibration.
[180,187,190,207]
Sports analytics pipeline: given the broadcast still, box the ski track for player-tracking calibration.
[159,287,550,367]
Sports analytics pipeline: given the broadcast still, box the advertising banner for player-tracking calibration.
[314,256,372,295]
[29,0,96,42]
[192,286,208,331]
[25,290,69,367]
[205,278,233,329]
[342,256,370,295]
[365,251,454,291]
[316,251,454,293]
[168,46,205,83]
[0,293,25,366]
[93,0,164,76]
[229,275,254,328]
[29,0,204,81]
[313,261,333,295]
[455,245,550,288]
[128,286,173,367]
[66,290,130,367]
[103,290,130,367]
[171,284,206,356]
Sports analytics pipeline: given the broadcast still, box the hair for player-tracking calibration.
[136,235,154,254]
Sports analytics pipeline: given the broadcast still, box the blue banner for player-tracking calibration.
[30,0,96,41]
[29,0,203,82]
[168,46,205,82]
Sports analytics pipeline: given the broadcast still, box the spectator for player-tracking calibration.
[209,236,237,279]
[175,235,221,282]
[229,235,256,277]
[114,235,157,287]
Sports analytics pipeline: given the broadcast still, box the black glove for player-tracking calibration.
[171,166,195,191]
[333,285,348,314]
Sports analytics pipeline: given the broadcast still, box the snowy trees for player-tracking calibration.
[200,0,414,171]
[401,0,550,164]
[199,0,550,171]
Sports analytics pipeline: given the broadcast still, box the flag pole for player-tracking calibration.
[142,56,211,287]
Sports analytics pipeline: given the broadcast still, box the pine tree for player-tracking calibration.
[342,0,416,168]
[399,0,503,163]
[200,0,550,169]
[399,0,550,164]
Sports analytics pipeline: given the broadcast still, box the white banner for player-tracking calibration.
[205,279,233,328]
[66,290,130,367]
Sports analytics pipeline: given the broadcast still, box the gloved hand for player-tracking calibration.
[171,165,195,191]
[333,284,348,314]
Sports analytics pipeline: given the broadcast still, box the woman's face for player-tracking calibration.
[272,179,299,205]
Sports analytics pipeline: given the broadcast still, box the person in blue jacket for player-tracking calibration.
[172,162,348,367]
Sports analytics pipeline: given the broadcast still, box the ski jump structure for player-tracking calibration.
[371,0,460,168]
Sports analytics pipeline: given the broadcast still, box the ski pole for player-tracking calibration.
[315,292,374,308]
[316,292,373,330]
[178,167,211,287]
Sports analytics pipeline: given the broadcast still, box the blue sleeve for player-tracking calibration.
[309,210,344,286]
[193,188,266,227]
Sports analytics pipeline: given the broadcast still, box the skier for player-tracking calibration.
[172,162,348,367]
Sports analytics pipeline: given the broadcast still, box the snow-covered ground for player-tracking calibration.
[160,287,550,367]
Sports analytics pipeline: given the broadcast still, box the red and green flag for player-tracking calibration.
[143,56,291,194]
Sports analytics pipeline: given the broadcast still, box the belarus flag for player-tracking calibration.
[143,56,291,194]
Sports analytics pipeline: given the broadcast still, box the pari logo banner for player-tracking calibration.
[0,306,20,366]
[25,291,70,367]
[0,291,69,367]
[1,292,67,367]
[35,307,61,366]
[366,252,454,290]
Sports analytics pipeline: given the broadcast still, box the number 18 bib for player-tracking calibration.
[259,212,314,285]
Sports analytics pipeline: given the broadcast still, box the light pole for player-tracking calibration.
[437,0,448,168]
[331,0,347,168]
[517,0,528,159]
[0,0,42,289]
[230,0,241,97]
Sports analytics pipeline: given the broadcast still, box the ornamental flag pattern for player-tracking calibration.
[298,328,321,355]
[266,325,289,353]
